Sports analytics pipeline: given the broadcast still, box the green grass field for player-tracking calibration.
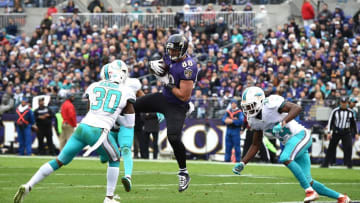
[0,156,359,203]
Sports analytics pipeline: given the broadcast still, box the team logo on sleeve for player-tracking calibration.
[184,68,193,79]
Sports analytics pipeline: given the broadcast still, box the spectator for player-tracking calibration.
[34,97,55,155]
[15,98,36,155]
[88,0,104,13]
[349,97,358,119]
[59,93,76,150]
[231,28,244,45]
[243,3,253,11]
[318,3,332,25]
[40,14,52,32]
[47,1,58,16]
[5,19,18,37]
[301,0,315,27]
[222,100,244,162]
[63,0,76,13]
[0,86,15,134]
[223,58,238,72]
[216,17,228,37]
[0,32,9,46]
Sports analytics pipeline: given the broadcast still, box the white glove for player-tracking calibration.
[156,73,169,85]
[186,101,195,117]
[149,59,165,75]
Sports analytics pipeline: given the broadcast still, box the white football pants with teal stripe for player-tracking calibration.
[51,123,120,169]
[110,126,134,177]
[280,130,340,200]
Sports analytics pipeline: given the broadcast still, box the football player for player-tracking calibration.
[14,61,135,203]
[233,86,351,203]
[134,34,198,192]
[101,60,144,193]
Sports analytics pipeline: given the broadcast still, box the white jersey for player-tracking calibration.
[125,78,142,93]
[113,78,141,130]
[247,95,305,144]
[81,80,136,130]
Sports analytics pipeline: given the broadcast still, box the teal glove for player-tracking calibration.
[232,162,245,175]
[272,122,283,134]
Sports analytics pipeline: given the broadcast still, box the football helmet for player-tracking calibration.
[166,34,188,61]
[241,86,265,118]
[100,60,128,84]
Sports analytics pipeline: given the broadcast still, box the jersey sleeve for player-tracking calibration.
[163,54,172,67]
[123,89,136,104]
[266,95,286,111]
[179,58,198,81]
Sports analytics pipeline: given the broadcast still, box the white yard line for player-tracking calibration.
[3,182,360,191]
[1,154,359,170]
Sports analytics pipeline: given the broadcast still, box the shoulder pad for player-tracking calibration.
[266,95,285,109]
[126,78,142,93]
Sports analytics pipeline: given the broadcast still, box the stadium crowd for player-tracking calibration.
[0,2,360,120]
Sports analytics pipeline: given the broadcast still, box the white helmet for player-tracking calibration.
[100,60,128,84]
[241,86,265,118]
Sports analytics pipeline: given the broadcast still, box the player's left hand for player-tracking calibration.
[232,162,245,175]
[272,122,283,134]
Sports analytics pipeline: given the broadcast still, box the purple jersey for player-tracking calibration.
[163,54,198,105]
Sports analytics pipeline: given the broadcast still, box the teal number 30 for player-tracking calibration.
[91,87,122,114]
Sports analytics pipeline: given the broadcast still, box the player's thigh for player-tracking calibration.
[134,93,166,114]
[97,132,120,163]
[58,136,86,165]
[280,130,311,163]
[109,130,119,146]
[164,104,186,135]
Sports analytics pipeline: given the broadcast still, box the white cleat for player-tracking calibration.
[304,190,319,203]
[338,194,351,203]
[104,197,120,203]
[14,184,30,203]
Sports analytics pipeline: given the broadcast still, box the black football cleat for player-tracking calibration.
[178,173,191,192]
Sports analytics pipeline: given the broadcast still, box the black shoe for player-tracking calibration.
[320,164,329,168]
[178,173,191,192]
[347,165,353,169]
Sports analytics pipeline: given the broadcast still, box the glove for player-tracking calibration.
[156,73,169,85]
[186,101,195,117]
[149,59,165,75]
[232,162,245,175]
[272,122,283,134]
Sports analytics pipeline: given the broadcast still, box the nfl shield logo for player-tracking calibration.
[184,68,193,79]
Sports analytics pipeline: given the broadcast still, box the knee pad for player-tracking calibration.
[121,146,131,155]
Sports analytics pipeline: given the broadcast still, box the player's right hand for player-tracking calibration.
[156,73,169,85]
[149,59,165,75]
[232,162,245,175]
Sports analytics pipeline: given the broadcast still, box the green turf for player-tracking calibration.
[0,156,359,203]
